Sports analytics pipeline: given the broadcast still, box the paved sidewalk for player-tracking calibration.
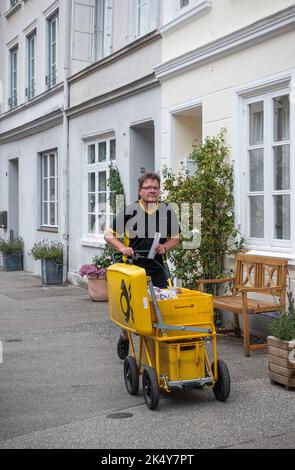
[0,270,294,449]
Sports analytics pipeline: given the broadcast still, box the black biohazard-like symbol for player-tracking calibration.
[120,279,134,324]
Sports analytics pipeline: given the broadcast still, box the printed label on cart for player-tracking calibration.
[143,297,149,309]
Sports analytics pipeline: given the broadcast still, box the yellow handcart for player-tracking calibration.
[107,259,230,410]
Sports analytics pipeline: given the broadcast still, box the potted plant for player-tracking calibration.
[0,236,24,272]
[268,293,295,389]
[29,240,64,285]
[79,245,114,302]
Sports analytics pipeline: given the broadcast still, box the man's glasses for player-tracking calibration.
[141,186,160,191]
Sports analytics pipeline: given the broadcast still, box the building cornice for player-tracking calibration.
[0,109,63,144]
[155,5,295,81]
[160,1,212,36]
[69,31,161,85]
[67,74,159,119]
[0,83,64,121]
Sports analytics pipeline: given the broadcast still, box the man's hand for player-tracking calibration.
[120,247,135,257]
[155,244,167,255]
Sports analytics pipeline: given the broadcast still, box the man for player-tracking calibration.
[104,172,181,359]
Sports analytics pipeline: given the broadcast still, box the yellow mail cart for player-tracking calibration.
[107,262,230,410]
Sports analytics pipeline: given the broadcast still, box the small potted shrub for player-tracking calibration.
[268,293,295,389]
[80,245,113,302]
[29,240,64,285]
[0,236,24,272]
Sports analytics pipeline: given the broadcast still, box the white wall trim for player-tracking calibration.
[155,5,295,81]
[23,19,38,37]
[160,1,212,36]
[43,0,59,19]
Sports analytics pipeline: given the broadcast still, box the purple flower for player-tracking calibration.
[79,264,106,278]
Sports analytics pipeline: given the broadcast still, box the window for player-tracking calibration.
[72,0,113,64]
[10,0,18,6]
[47,14,58,88]
[27,32,36,100]
[41,151,58,228]
[136,0,157,37]
[245,91,291,246]
[9,46,18,109]
[87,138,116,235]
[180,0,190,8]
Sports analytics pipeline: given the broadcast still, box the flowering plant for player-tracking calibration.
[0,236,24,255]
[29,240,64,264]
[79,245,114,279]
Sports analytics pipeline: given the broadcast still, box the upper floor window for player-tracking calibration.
[9,46,18,109]
[10,0,18,6]
[180,0,190,8]
[136,0,157,37]
[47,14,58,89]
[86,137,116,235]
[72,0,113,64]
[244,91,292,247]
[41,151,58,228]
[26,31,36,100]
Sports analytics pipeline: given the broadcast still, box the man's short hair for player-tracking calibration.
[138,172,161,189]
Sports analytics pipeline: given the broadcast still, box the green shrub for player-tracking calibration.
[29,240,64,264]
[163,129,245,291]
[0,237,24,255]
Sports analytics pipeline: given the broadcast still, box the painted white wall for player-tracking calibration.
[0,124,63,274]
[161,0,295,61]
[68,85,161,283]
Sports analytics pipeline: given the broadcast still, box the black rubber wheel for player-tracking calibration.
[117,336,129,360]
[124,356,139,396]
[212,359,231,402]
[142,367,159,410]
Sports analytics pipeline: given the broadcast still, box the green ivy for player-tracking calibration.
[163,129,245,291]
[108,164,125,214]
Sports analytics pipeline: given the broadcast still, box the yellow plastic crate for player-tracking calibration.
[158,340,206,382]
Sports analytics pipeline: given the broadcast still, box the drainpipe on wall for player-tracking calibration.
[61,0,71,282]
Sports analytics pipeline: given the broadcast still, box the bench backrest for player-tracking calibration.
[234,254,288,299]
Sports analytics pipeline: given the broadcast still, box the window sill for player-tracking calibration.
[160,0,212,36]
[38,227,58,234]
[5,2,22,19]
[80,237,106,248]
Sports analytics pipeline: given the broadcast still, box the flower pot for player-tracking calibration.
[41,259,63,285]
[3,253,23,272]
[268,336,295,389]
[87,276,108,302]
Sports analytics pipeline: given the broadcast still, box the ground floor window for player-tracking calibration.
[87,137,116,235]
[243,88,292,248]
[41,151,58,228]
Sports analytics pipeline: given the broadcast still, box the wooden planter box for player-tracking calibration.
[267,336,295,389]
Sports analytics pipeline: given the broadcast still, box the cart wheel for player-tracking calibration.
[117,336,129,360]
[124,357,139,396]
[142,367,159,410]
[212,359,230,402]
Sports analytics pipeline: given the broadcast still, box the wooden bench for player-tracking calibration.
[196,254,288,357]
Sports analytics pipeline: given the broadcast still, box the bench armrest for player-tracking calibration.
[238,286,283,294]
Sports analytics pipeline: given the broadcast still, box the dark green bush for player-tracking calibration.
[29,240,64,265]
[0,237,24,255]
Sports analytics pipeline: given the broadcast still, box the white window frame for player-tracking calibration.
[27,31,36,100]
[135,0,157,38]
[86,136,116,237]
[9,46,18,108]
[47,13,58,89]
[237,79,295,253]
[41,151,59,228]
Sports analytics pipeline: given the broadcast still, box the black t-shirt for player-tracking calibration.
[108,200,180,276]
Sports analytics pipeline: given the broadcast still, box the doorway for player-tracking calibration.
[130,121,155,202]
[8,158,19,238]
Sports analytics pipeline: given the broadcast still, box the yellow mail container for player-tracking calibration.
[159,340,206,382]
[107,263,153,336]
[149,290,214,338]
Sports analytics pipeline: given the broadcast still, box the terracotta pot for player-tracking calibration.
[267,336,295,389]
[87,276,108,302]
